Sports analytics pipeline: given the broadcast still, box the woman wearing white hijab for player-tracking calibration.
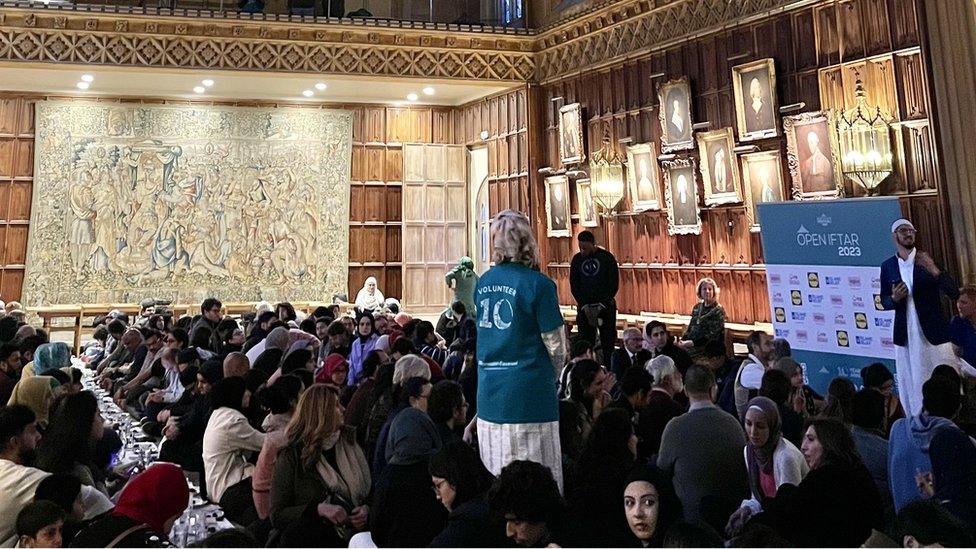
[355,277,385,313]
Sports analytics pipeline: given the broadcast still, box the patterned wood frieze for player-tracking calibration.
[0,9,536,81]
[535,0,820,83]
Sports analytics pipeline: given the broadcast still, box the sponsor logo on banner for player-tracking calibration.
[848,276,862,289]
[791,311,807,321]
[874,295,884,311]
[789,275,801,286]
[770,273,782,285]
[881,337,894,350]
[871,277,882,290]
[817,214,832,227]
[855,312,868,329]
[837,330,850,347]
[817,332,829,344]
[826,276,842,286]
[774,307,787,323]
[874,317,893,329]
[834,314,847,326]
[791,291,803,306]
[796,330,809,343]
[813,313,826,325]
[775,329,791,339]
[852,296,865,308]
[855,335,873,347]
[772,292,784,304]
[808,294,824,305]
[808,272,820,288]
[830,295,844,307]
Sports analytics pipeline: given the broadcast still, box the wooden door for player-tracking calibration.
[402,143,467,312]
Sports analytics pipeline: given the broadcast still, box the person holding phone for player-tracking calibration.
[879,219,960,416]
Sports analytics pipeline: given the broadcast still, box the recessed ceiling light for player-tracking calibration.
[302,90,314,98]
[80,74,94,83]
[315,82,327,91]
[422,87,435,95]
[407,93,419,101]
[76,81,90,90]
[202,79,214,87]
[193,86,206,94]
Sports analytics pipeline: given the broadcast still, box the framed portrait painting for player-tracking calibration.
[662,157,702,235]
[741,150,786,232]
[545,175,572,237]
[576,178,599,227]
[784,111,844,200]
[658,78,694,152]
[696,127,743,206]
[732,59,779,142]
[559,103,585,165]
[625,143,661,212]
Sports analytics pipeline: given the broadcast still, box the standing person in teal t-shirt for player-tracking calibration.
[466,210,568,491]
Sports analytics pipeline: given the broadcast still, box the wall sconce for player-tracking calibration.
[837,78,894,196]
[589,126,625,216]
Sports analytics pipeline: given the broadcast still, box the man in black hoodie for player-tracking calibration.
[569,231,619,366]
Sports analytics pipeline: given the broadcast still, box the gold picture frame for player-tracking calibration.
[658,77,695,152]
[545,174,572,237]
[732,58,779,142]
[558,103,585,165]
[576,178,599,228]
[741,150,786,232]
[662,157,702,236]
[697,127,743,206]
[783,110,844,201]
[625,142,662,212]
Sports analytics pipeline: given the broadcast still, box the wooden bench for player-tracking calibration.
[560,305,773,356]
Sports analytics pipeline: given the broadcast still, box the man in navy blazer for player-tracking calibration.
[879,218,960,415]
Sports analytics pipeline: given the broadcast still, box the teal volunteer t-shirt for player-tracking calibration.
[476,262,565,424]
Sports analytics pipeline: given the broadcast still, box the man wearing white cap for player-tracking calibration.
[879,218,960,415]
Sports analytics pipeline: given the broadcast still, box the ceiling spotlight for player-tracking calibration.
[202,79,214,87]
[80,74,94,83]
[406,93,419,101]
[193,86,206,94]
[76,81,90,90]
[422,87,435,95]
[302,89,314,98]
[315,82,327,91]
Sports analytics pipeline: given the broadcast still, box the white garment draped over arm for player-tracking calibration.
[739,438,810,514]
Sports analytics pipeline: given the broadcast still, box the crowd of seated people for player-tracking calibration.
[1,289,976,549]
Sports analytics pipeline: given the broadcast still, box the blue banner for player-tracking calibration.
[758,198,903,393]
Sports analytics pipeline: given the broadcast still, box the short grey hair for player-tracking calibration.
[393,355,431,385]
[646,355,676,387]
[490,209,540,269]
[622,328,642,340]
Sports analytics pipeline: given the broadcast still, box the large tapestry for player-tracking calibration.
[23,101,352,306]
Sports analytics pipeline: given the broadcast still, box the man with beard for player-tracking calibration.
[0,405,47,546]
[880,219,960,416]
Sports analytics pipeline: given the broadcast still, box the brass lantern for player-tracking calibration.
[837,78,894,196]
[588,128,625,214]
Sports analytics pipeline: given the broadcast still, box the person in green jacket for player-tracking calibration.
[445,257,478,318]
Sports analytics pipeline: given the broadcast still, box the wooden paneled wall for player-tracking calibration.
[0,97,32,303]
[459,87,533,218]
[534,0,949,325]
[347,105,464,301]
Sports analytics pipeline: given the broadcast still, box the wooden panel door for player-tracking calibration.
[402,143,467,312]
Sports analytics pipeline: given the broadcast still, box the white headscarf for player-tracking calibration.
[355,277,384,312]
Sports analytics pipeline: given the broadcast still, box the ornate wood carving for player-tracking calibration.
[0,8,534,81]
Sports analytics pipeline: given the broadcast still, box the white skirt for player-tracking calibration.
[477,418,563,493]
